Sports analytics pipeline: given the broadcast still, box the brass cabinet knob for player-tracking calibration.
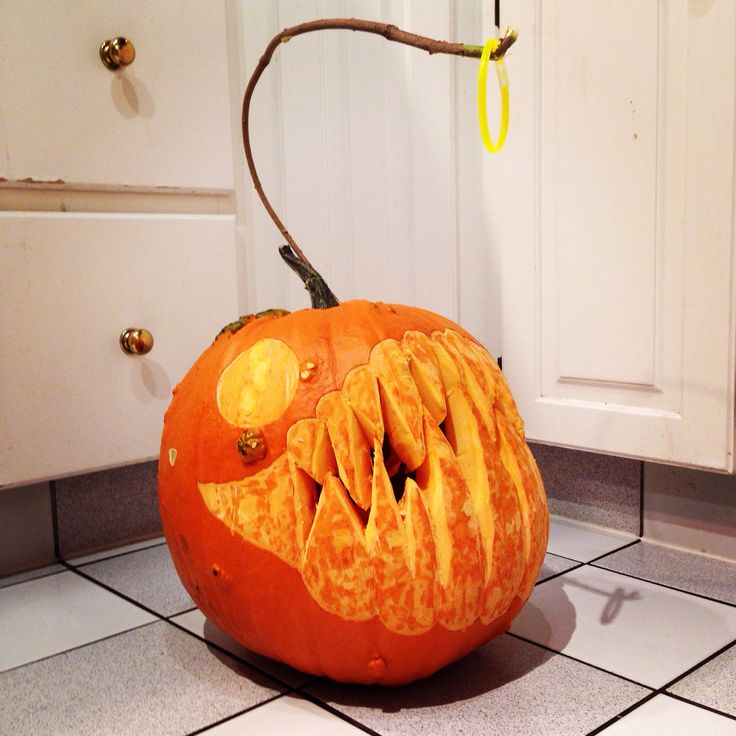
[100,37,136,70]
[120,328,153,355]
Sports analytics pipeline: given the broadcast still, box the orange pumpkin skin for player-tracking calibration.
[158,300,548,685]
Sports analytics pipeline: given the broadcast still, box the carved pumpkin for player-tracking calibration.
[158,300,548,685]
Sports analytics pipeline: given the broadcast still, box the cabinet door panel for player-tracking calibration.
[0,213,239,487]
[0,1,233,190]
[501,1,736,470]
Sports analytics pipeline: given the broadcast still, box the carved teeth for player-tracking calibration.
[433,332,524,623]
[312,417,339,483]
[398,478,436,627]
[415,413,485,630]
[342,365,384,443]
[300,474,374,621]
[365,440,436,634]
[370,339,425,470]
[401,331,447,425]
[197,329,547,634]
[289,458,318,554]
[496,413,549,601]
[317,392,373,510]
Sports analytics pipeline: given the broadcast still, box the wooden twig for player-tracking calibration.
[241,19,517,302]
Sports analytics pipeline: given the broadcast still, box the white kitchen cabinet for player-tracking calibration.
[0,0,234,190]
[0,0,241,488]
[0,213,239,487]
[498,1,736,470]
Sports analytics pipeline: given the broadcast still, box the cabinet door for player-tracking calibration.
[500,1,736,470]
[0,0,233,190]
[0,213,239,487]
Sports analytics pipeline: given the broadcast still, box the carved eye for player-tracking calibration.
[216,338,300,428]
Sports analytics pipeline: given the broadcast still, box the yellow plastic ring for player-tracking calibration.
[477,37,509,153]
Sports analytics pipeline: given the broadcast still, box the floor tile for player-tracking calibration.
[547,516,637,562]
[66,536,166,566]
[77,543,193,617]
[0,620,284,736]
[537,553,580,583]
[668,643,736,717]
[0,570,155,672]
[204,694,367,735]
[305,633,648,736]
[597,694,736,735]
[510,565,736,688]
[0,563,65,589]
[595,540,736,605]
[171,608,316,688]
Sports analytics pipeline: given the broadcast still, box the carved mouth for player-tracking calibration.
[197,328,547,635]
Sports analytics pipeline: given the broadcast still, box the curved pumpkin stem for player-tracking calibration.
[241,19,517,308]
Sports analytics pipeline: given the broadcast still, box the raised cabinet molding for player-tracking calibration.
[235,0,501,354]
[500,1,736,470]
[0,0,233,190]
[0,213,239,487]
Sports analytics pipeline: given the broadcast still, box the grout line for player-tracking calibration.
[184,691,298,736]
[633,535,736,565]
[49,480,60,560]
[65,559,306,693]
[586,561,736,609]
[585,538,642,565]
[517,547,736,732]
[663,692,736,723]
[505,631,655,691]
[65,539,168,568]
[0,619,159,676]
[541,537,641,569]
[4,568,374,735]
[584,639,736,734]
[164,616,308,693]
[292,688,385,736]
[583,691,660,736]
[167,605,200,619]
[543,550,587,563]
[62,562,313,693]
[639,462,645,538]
[659,638,736,692]
[0,565,67,590]
[61,561,166,620]
[534,561,585,586]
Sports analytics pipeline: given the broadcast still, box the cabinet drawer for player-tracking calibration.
[0,1,233,190]
[0,212,239,487]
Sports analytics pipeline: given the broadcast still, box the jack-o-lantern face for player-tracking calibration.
[158,300,547,685]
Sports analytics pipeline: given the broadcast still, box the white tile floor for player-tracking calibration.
[0,517,734,735]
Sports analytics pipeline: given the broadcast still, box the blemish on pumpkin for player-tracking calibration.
[299,360,317,380]
[368,657,387,677]
[237,428,267,463]
[168,448,177,466]
[212,564,221,577]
